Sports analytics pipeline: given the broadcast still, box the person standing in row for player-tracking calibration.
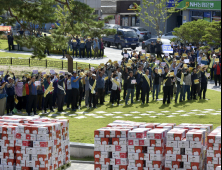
[66,74,72,109]
[43,75,54,113]
[141,69,151,104]
[126,71,136,105]
[213,61,221,86]
[163,67,172,105]
[86,38,92,58]
[71,71,82,111]
[72,38,78,58]
[57,75,66,112]
[85,72,91,108]
[6,77,15,115]
[79,38,85,58]
[123,68,129,100]
[93,39,100,59]
[89,74,97,108]
[28,76,37,116]
[100,38,105,58]
[97,72,105,105]
[111,74,121,106]
[0,80,7,116]
[200,66,208,100]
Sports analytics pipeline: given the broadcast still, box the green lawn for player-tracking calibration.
[70,156,94,162]
[37,88,221,144]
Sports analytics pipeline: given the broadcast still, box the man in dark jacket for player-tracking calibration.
[57,75,65,112]
[200,66,208,99]
[6,77,15,115]
[150,41,156,56]
[89,74,97,108]
[156,40,162,58]
[125,71,137,105]
[163,66,172,104]
[7,32,14,51]
[175,68,187,103]
[86,38,92,58]
[135,66,144,101]
[153,68,161,100]
[72,38,78,58]
[43,75,54,113]
[141,69,151,104]
[191,68,198,100]
[122,68,129,100]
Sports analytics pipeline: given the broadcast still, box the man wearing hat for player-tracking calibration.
[57,75,65,112]
[213,60,221,86]
[71,71,82,111]
[86,38,92,58]
[89,74,97,108]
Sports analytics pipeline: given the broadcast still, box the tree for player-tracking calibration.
[0,0,115,59]
[137,0,187,37]
[202,21,221,48]
[171,19,210,45]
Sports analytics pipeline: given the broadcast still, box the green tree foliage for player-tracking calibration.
[0,0,115,59]
[137,0,187,37]
[202,21,221,48]
[171,19,210,45]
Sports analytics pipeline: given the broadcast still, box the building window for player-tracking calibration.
[212,11,221,21]
[191,11,204,21]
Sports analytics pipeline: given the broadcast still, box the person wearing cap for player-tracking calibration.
[89,74,97,108]
[86,38,92,58]
[79,38,85,58]
[71,71,82,111]
[200,66,209,100]
[135,66,144,101]
[76,36,80,57]
[111,73,121,106]
[141,69,151,104]
[57,75,65,112]
[213,60,221,86]
[28,76,38,116]
[72,37,78,58]
[43,75,54,113]
[93,38,100,59]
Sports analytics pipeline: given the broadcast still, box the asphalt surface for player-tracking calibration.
[67,163,94,170]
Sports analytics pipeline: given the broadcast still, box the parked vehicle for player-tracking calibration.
[130,27,151,40]
[142,38,173,54]
[158,31,177,40]
[102,24,122,30]
[103,29,139,50]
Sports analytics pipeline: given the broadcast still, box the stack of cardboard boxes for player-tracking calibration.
[95,121,220,170]
[0,116,70,170]
[207,126,221,170]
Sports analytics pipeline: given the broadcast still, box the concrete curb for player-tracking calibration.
[70,142,94,158]
[71,160,94,164]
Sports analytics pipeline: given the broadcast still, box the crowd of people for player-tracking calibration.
[0,40,221,116]
[7,29,105,59]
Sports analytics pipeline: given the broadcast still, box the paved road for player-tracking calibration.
[67,163,94,170]
[0,43,142,65]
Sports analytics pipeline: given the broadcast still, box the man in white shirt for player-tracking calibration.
[117,67,122,86]
[66,74,72,109]
[197,52,203,65]
[110,74,121,106]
